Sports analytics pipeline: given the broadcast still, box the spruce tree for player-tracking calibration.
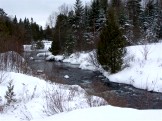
[73,0,85,51]
[126,0,143,44]
[143,1,161,42]
[97,8,127,73]
[89,0,100,31]
[49,39,60,55]
[5,81,16,105]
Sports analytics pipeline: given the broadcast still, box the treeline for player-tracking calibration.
[0,8,51,53]
[49,0,162,56]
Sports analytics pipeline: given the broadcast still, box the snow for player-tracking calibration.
[108,43,162,92]
[63,52,97,71]
[32,105,162,121]
[2,42,162,120]
[45,55,64,61]
[0,72,162,121]
[37,52,52,57]
[23,40,52,52]
[60,43,162,93]
[0,72,106,121]
[25,41,162,93]
[64,75,69,79]
[23,45,32,51]
[42,40,52,51]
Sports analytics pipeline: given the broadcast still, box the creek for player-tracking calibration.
[23,51,162,109]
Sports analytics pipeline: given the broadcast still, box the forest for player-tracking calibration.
[1,0,162,73]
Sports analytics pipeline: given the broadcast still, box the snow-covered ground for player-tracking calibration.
[23,40,52,52]
[26,40,162,92]
[50,43,162,93]
[32,105,162,121]
[0,72,106,121]
[33,41,162,93]
[0,72,162,121]
[108,43,162,92]
[1,42,162,121]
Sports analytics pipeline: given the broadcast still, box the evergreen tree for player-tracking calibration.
[0,8,7,17]
[89,0,100,31]
[64,29,75,56]
[74,0,84,26]
[49,39,61,55]
[13,15,17,24]
[36,40,44,49]
[23,17,32,43]
[73,0,85,51]
[143,0,161,43]
[126,0,143,44]
[5,81,16,105]
[99,0,108,13]
[97,8,126,73]
[83,4,91,32]
[49,14,68,55]
[44,25,53,40]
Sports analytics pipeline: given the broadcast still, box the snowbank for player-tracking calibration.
[0,51,31,74]
[46,55,64,61]
[23,45,32,51]
[63,52,98,71]
[62,43,162,93]
[0,72,162,121]
[0,72,106,121]
[31,105,162,121]
[24,41,162,93]
[23,40,52,52]
[37,52,52,57]
[108,43,162,92]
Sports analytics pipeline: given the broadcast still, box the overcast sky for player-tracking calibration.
[0,0,90,28]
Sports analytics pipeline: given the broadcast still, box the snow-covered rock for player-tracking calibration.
[64,75,69,79]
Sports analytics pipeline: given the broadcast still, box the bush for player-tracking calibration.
[36,41,44,49]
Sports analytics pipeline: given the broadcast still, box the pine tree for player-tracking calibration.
[99,0,108,13]
[73,0,85,51]
[64,29,75,56]
[0,8,7,17]
[143,0,161,43]
[49,39,60,55]
[89,0,100,31]
[83,4,91,32]
[13,15,17,24]
[126,0,143,44]
[97,8,127,73]
[49,14,68,55]
[44,25,53,40]
[74,0,84,26]
[5,80,16,105]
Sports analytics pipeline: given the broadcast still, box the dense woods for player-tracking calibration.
[49,0,162,73]
[0,8,46,53]
[1,0,162,73]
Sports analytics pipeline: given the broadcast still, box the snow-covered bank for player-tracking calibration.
[63,52,98,71]
[0,72,106,121]
[0,72,162,121]
[0,51,31,74]
[44,43,162,93]
[23,40,52,52]
[108,43,162,93]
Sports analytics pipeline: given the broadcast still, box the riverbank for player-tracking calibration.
[23,50,162,109]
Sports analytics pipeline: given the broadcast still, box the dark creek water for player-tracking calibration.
[23,51,162,109]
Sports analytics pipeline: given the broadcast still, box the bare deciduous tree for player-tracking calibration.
[58,3,71,16]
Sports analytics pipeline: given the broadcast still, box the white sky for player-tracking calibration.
[0,0,90,28]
